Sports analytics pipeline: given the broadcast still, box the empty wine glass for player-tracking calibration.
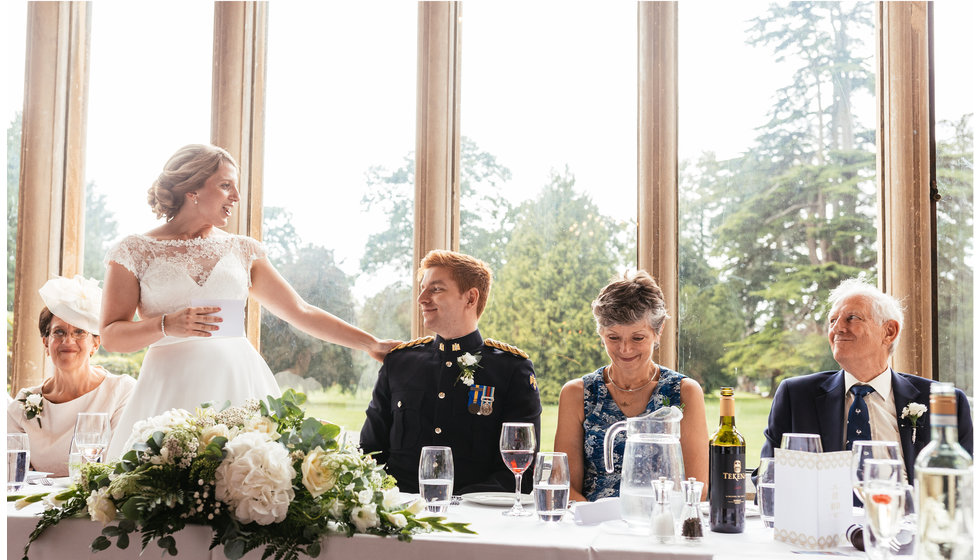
[499,422,536,517]
[862,459,906,560]
[73,412,110,464]
[851,440,901,505]
[418,446,454,513]
[780,433,823,453]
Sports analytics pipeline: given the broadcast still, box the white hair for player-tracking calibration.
[828,278,905,354]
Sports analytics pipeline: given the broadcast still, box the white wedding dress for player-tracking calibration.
[105,232,281,459]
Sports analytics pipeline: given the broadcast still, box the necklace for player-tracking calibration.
[605,364,659,393]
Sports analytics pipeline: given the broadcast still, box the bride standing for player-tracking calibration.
[103,144,397,459]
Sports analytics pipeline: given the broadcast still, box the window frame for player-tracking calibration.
[8,1,945,392]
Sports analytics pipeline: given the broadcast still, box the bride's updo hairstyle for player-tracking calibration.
[147,144,239,220]
[591,270,670,334]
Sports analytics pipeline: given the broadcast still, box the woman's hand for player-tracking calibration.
[163,307,223,338]
[369,339,401,363]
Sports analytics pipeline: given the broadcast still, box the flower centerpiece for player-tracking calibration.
[15,390,472,560]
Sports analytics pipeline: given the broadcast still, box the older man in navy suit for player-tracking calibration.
[761,279,973,487]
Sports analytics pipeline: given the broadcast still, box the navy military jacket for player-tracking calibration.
[360,329,542,494]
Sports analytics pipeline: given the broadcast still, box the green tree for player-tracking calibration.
[935,114,973,395]
[8,112,22,312]
[680,3,877,392]
[481,169,627,403]
[83,182,120,281]
[260,207,359,392]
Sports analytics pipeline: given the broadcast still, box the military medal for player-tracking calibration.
[480,386,495,415]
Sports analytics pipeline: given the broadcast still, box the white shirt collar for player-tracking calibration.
[844,368,892,400]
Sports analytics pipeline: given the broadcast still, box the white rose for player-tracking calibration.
[462,377,474,386]
[909,403,927,416]
[26,393,42,407]
[351,504,379,532]
[199,424,231,452]
[86,488,117,525]
[381,488,401,508]
[301,447,338,498]
[215,432,295,525]
[245,416,280,440]
[459,353,478,366]
[384,512,408,528]
[357,489,375,505]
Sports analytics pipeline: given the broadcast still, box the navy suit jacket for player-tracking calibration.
[761,369,973,481]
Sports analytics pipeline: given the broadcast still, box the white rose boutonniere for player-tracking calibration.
[456,352,482,386]
[18,391,44,428]
[901,402,928,443]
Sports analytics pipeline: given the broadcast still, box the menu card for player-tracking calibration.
[190,299,246,337]
[773,448,851,549]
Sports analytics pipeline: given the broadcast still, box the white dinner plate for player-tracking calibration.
[461,492,533,507]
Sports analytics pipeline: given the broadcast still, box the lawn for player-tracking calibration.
[303,388,773,468]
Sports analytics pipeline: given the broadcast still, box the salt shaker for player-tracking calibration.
[650,476,675,543]
[680,477,705,542]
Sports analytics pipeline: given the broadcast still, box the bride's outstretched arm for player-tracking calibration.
[250,257,398,362]
[100,262,222,352]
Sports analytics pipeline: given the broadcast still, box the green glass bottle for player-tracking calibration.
[709,387,746,533]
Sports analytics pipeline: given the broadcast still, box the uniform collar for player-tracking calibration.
[434,329,483,357]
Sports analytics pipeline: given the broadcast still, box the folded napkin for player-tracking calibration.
[572,497,620,525]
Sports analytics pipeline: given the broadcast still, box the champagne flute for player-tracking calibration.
[499,422,536,517]
[780,433,823,453]
[851,440,901,505]
[73,412,110,464]
[862,459,906,560]
[418,446,454,513]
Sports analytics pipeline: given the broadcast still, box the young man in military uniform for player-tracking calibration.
[360,250,542,494]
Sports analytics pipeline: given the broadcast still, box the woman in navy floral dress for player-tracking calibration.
[554,271,708,502]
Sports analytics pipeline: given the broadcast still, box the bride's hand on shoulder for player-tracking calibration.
[369,339,402,363]
[164,306,223,338]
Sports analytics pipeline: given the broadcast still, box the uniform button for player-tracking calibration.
[397,401,402,407]
[438,392,446,399]
[435,427,442,434]
[445,361,453,367]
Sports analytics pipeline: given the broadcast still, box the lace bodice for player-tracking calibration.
[105,233,266,318]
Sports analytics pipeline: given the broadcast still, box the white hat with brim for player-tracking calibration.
[38,275,103,335]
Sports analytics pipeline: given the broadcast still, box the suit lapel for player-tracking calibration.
[814,370,846,452]
[891,370,925,478]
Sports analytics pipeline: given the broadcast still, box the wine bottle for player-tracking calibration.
[914,383,973,560]
[709,387,746,533]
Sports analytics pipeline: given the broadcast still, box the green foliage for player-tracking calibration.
[91,353,143,378]
[7,112,21,313]
[481,169,628,403]
[260,210,359,392]
[83,181,120,280]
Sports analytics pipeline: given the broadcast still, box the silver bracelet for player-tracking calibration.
[161,314,167,337]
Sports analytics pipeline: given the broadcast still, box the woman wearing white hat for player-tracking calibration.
[6,275,136,476]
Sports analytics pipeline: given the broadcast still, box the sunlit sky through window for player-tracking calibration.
[3,1,975,301]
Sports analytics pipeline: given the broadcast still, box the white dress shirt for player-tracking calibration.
[844,368,906,480]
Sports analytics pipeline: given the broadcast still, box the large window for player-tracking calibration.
[263,2,417,428]
[461,2,637,406]
[5,0,27,374]
[678,1,878,404]
[934,3,974,397]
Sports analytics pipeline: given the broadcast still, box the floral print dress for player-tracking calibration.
[581,366,685,501]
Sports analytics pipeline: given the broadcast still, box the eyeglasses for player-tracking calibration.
[48,328,91,341]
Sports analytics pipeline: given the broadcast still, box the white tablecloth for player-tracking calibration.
[7,488,863,560]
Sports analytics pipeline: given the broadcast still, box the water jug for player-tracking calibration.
[603,405,685,527]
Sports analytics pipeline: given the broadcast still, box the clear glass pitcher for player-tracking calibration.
[603,405,685,527]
